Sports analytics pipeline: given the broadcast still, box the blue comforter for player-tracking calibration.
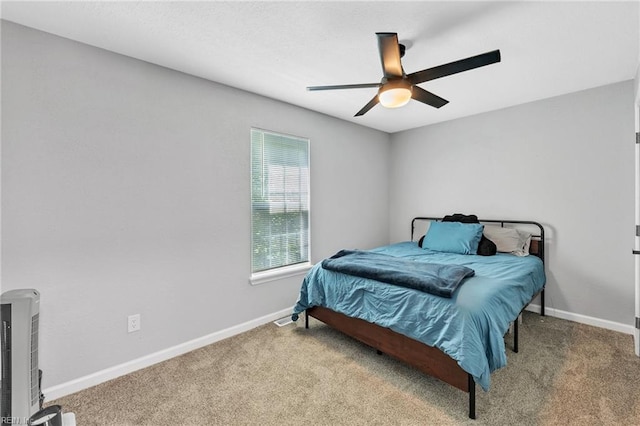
[292,241,546,391]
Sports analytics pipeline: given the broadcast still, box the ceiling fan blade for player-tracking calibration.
[408,50,501,85]
[411,86,449,109]
[354,95,380,117]
[377,32,403,78]
[307,83,381,91]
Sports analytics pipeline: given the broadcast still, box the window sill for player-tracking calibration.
[249,262,313,286]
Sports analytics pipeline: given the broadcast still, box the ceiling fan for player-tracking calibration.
[307,33,501,117]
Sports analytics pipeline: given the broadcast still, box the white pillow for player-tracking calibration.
[483,226,532,256]
[517,229,532,255]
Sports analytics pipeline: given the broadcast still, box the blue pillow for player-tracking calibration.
[422,222,484,255]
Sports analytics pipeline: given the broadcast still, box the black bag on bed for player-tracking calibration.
[442,213,479,224]
[418,214,497,256]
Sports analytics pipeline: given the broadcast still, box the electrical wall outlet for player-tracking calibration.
[128,314,141,333]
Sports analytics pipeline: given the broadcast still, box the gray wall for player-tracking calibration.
[1,22,390,388]
[390,81,636,326]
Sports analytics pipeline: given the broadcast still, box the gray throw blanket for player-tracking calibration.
[321,250,475,298]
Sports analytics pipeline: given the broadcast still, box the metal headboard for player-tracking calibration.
[411,217,545,264]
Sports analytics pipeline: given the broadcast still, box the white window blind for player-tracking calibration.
[251,129,310,274]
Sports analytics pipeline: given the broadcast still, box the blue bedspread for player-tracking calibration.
[292,241,546,391]
[321,249,475,298]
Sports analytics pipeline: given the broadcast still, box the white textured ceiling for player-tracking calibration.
[2,1,639,133]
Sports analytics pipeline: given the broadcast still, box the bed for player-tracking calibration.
[291,217,546,419]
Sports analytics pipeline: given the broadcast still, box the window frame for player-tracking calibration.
[249,128,311,285]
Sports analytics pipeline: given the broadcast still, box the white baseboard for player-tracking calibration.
[43,306,295,401]
[525,304,635,335]
[44,304,636,401]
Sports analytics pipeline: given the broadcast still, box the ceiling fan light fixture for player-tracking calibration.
[378,80,412,108]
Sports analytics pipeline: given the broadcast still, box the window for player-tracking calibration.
[250,129,310,280]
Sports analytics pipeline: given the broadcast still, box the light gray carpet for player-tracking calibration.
[52,311,640,425]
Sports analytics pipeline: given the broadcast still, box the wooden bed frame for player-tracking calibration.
[304,217,546,419]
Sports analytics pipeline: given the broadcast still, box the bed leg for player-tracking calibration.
[541,289,546,316]
[468,374,476,420]
[513,316,519,353]
[305,310,309,329]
